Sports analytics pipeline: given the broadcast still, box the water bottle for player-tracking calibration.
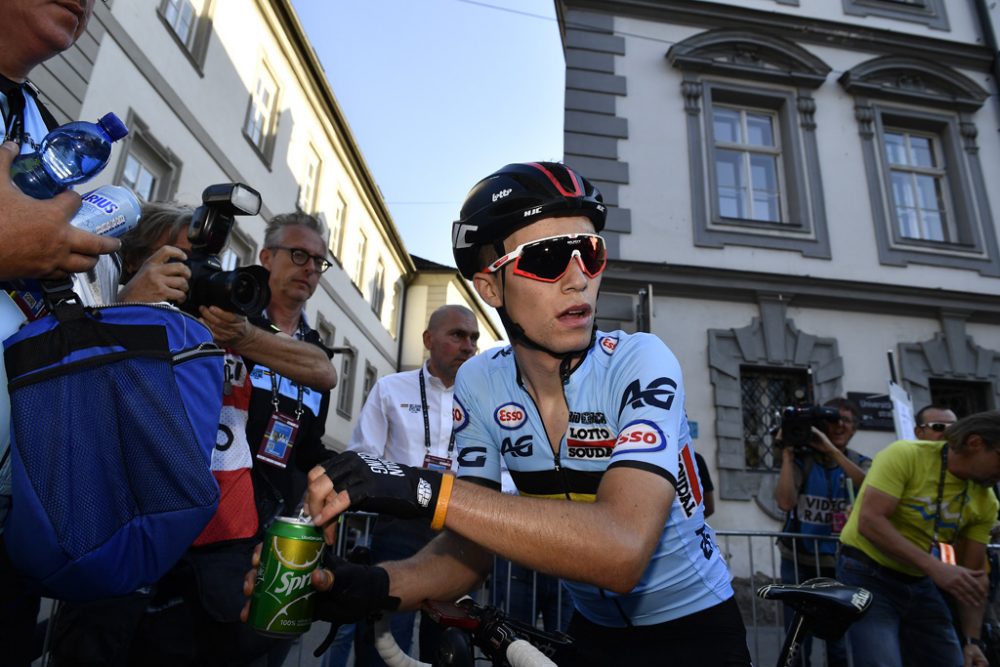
[10,112,129,199]
[71,184,141,238]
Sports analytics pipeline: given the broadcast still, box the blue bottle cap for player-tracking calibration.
[97,113,129,142]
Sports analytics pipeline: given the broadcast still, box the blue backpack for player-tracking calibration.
[2,296,223,600]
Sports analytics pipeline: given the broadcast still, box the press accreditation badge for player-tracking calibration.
[931,540,957,565]
[257,412,300,469]
[422,453,453,471]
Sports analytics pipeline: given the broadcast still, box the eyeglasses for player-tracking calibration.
[838,417,856,425]
[482,233,607,283]
[919,422,954,433]
[270,246,331,273]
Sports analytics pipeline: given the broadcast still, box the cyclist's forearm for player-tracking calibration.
[382,531,492,611]
[443,468,671,593]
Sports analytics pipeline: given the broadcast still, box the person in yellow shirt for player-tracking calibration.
[837,411,1000,667]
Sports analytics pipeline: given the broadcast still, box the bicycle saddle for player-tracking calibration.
[757,577,872,641]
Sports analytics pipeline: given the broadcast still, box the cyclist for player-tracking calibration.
[278,162,751,665]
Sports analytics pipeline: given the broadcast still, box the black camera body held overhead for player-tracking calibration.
[777,404,841,451]
[182,183,270,318]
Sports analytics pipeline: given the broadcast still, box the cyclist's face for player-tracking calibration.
[480,215,602,355]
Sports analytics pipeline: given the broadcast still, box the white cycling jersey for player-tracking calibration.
[453,330,734,627]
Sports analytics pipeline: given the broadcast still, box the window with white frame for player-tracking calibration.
[158,0,213,67]
[220,224,257,270]
[299,144,321,213]
[244,65,279,161]
[120,153,157,202]
[712,105,784,224]
[316,314,335,349]
[113,111,181,203]
[352,230,367,289]
[362,362,378,406]
[370,260,385,317]
[840,55,999,275]
[162,0,195,46]
[883,129,951,243]
[329,191,347,260]
[668,29,832,258]
[336,343,356,418]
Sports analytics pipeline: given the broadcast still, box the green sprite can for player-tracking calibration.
[248,515,325,637]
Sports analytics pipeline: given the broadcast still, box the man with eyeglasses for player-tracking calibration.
[774,397,870,667]
[915,404,958,442]
[272,162,750,665]
[244,212,335,526]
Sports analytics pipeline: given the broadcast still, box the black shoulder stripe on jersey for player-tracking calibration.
[607,459,677,488]
[509,467,602,497]
[457,475,501,492]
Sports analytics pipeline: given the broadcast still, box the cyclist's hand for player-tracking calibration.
[931,562,987,608]
[308,452,447,542]
[311,551,400,623]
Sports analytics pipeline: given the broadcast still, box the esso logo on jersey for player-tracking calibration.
[612,420,667,456]
[494,402,527,430]
[599,336,619,355]
[452,398,469,432]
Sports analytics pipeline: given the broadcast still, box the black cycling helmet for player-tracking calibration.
[451,162,606,279]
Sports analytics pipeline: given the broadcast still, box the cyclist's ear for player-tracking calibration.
[472,271,503,308]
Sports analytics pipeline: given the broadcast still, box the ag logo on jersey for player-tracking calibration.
[494,402,527,430]
[612,420,667,456]
[618,377,677,417]
[599,336,618,355]
[452,397,469,432]
[501,435,533,457]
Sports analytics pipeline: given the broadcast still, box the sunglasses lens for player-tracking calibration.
[517,236,606,280]
[931,423,948,432]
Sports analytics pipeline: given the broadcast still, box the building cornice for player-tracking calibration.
[266,0,415,273]
[558,0,994,71]
[603,261,1000,324]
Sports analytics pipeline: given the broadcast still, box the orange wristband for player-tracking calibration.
[430,473,455,531]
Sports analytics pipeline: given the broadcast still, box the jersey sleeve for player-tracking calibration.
[606,334,685,486]
[453,361,502,490]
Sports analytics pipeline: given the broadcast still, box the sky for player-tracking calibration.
[289,0,565,268]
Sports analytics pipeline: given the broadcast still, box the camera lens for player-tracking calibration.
[229,270,268,317]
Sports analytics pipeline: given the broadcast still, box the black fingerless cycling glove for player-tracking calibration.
[320,451,444,520]
[312,550,401,624]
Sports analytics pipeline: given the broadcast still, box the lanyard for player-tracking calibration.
[933,444,968,545]
[419,368,456,456]
[266,317,306,420]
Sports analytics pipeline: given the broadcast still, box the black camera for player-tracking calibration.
[182,183,271,318]
[776,404,841,451]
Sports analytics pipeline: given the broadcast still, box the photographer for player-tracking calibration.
[773,397,870,667]
[49,201,335,665]
[837,411,1000,667]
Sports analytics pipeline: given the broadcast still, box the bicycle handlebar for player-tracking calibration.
[373,605,561,667]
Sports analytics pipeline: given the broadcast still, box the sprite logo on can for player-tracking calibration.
[248,515,325,636]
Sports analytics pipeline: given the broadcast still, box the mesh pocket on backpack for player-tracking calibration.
[12,354,218,559]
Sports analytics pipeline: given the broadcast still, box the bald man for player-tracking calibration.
[341,305,480,665]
